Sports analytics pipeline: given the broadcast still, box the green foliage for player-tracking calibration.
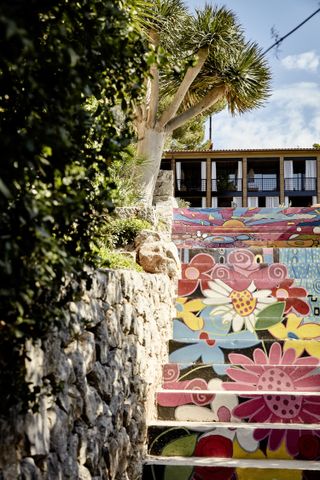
[0,0,148,412]
[169,115,206,150]
[108,146,146,205]
[100,217,152,249]
[95,248,143,272]
[176,198,191,208]
[150,1,271,116]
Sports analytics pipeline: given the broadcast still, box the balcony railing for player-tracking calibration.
[284,177,316,191]
[215,178,242,192]
[176,179,206,192]
[247,176,278,191]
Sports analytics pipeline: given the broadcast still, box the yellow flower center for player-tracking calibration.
[230,289,257,316]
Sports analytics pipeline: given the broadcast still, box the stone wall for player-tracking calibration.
[0,269,175,480]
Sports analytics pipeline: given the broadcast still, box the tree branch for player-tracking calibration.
[165,86,226,133]
[159,47,209,128]
[146,30,160,128]
[146,63,160,127]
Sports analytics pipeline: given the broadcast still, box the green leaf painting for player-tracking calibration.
[164,466,193,480]
[255,302,285,330]
[162,434,197,457]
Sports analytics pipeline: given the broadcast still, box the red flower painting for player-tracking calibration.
[180,253,215,296]
[192,435,235,480]
[271,279,310,315]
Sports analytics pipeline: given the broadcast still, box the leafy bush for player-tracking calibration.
[108,145,147,206]
[0,0,148,412]
[95,248,143,272]
[100,217,152,249]
[176,198,191,208]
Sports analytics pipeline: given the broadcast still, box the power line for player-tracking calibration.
[263,6,320,55]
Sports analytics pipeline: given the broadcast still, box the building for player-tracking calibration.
[161,148,320,208]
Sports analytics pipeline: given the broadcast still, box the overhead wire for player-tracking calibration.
[263,6,320,55]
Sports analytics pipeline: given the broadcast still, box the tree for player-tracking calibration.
[0,0,148,412]
[135,0,271,203]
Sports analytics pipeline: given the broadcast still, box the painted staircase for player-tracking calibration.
[144,207,320,480]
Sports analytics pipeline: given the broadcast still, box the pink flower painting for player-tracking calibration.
[223,343,320,455]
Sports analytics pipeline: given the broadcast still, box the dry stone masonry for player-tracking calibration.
[0,269,175,480]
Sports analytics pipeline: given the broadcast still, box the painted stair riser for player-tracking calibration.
[147,425,320,461]
[179,249,320,284]
[161,363,320,390]
[174,225,320,235]
[172,236,320,249]
[143,464,320,480]
[179,247,320,262]
[179,279,320,292]
[180,246,320,258]
[169,340,320,376]
[156,391,320,425]
[174,295,320,324]
[173,207,320,226]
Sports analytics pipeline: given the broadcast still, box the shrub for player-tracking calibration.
[101,217,152,249]
[0,0,148,413]
[96,248,143,272]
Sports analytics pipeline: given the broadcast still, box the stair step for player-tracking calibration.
[174,224,319,235]
[148,419,320,430]
[156,390,320,424]
[147,424,320,460]
[180,247,277,263]
[161,363,320,389]
[173,206,320,226]
[177,279,315,298]
[144,457,320,469]
[169,338,320,361]
[172,233,320,249]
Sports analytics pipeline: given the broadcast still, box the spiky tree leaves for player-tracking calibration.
[134,1,271,203]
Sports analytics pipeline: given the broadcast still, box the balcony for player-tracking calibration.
[284,177,316,191]
[176,179,206,192]
[215,177,242,192]
[247,175,278,192]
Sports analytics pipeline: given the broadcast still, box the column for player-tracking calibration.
[170,156,176,191]
[279,156,284,205]
[317,155,320,203]
[242,158,247,207]
[206,158,211,207]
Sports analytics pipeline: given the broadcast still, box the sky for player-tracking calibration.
[185,0,320,149]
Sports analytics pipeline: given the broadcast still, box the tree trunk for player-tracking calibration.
[136,127,166,204]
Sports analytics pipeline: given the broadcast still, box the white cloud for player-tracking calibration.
[281,51,320,73]
[210,82,320,149]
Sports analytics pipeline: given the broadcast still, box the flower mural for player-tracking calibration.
[203,279,276,332]
[180,253,215,296]
[234,440,303,480]
[158,363,215,407]
[223,343,320,455]
[192,434,235,480]
[174,379,239,423]
[152,208,320,480]
[175,297,205,330]
[271,279,310,315]
[170,315,261,374]
[269,313,320,359]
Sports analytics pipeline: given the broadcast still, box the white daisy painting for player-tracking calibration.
[203,279,276,332]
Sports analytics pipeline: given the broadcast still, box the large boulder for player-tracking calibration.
[135,230,181,279]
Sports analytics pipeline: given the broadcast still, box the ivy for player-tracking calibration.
[0,0,148,413]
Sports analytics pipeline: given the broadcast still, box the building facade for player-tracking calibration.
[161,148,320,207]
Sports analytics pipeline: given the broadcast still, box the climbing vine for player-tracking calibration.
[0,0,148,412]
